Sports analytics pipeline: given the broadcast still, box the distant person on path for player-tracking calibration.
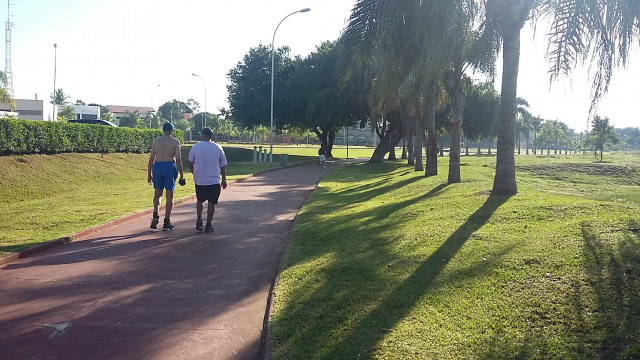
[318,146,327,168]
[148,122,185,231]
[188,127,228,233]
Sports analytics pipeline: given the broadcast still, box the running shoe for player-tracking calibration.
[163,220,175,231]
[196,218,204,232]
[150,216,159,229]
[204,224,214,233]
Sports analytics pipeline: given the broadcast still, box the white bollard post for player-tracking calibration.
[253,146,258,163]
[263,149,268,162]
[259,146,263,163]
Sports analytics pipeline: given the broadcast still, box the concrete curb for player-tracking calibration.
[0,161,314,267]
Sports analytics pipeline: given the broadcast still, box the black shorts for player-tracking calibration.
[195,184,221,204]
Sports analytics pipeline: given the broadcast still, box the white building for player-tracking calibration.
[56,104,101,120]
[0,99,44,120]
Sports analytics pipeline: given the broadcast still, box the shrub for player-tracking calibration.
[0,118,184,155]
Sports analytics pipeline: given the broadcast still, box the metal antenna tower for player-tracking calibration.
[5,0,14,98]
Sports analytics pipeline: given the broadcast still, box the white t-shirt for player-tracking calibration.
[188,141,228,186]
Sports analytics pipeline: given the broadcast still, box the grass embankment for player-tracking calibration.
[0,145,318,254]
[271,153,640,359]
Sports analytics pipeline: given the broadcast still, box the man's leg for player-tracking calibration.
[196,200,204,232]
[204,202,215,233]
[164,190,174,220]
[206,201,216,224]
[196,201,204,218]
[162,190,175,230]
[153,189,163,213]
[150,189,163,229]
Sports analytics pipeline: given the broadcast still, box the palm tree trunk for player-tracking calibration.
[425,84,437,176]
[525,134,529,155]
[401,138,407,159]
[492,27,520,195]
[408,133,415,165]
[448,81,463,183]
[465,137,470,156]
[414,120,424,171]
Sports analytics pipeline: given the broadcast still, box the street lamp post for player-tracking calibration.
[52,43,57,121]
[192,73,207,131]
[270,8,310,163]
[150,84,160,128]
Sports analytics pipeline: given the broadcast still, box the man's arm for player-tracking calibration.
[221,167,227,189]
[189,161,195,175]
[175,142,184,179]
[147,143,155,184]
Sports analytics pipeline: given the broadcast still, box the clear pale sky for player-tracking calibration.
[6,0,638,131]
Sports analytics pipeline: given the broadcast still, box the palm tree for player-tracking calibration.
[343,0,494,180]
[58,105,76,121]
[490,0,640,194]
[119,110,141,128]
[50,88,70,105]
[485,0,537,194]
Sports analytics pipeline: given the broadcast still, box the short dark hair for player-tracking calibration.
[201,127,214,140]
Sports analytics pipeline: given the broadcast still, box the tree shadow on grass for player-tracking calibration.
[271,194,510,359]
[577,220,640,358]
[474,218,640,360]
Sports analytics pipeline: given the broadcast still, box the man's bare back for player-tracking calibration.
[151,135,181,163]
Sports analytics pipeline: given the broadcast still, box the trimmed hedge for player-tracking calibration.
[0,118,184,155]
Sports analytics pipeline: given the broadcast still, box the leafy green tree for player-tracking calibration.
[227,44,298,130]
[173,119,192,132]
[147,112,165,129]
[75,99,86,106]
[50,88,70,105]
[586,116,620,161]
[286,41,358,156]
[186,98,200,114]
[0,71,15,110]
[255,126,270,143]
[119,110,141,128]
[462,81,500,152]
[615,127,640,150]
[158,99,192,123]
[87,103,111,120]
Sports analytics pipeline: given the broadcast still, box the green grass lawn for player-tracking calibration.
[0,145,318,255]
[223,143,375,159]
[270,152,640,359]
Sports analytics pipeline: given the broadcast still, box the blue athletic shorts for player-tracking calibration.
[152,162,178,190]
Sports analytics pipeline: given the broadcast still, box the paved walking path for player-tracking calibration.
[0,160,349,360]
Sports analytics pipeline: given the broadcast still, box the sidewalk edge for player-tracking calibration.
[0,161,314,266]
[259,182,320,360]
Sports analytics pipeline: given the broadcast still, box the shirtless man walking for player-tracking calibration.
[148,122,185,230]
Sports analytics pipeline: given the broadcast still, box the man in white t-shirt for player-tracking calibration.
[188,127,228,233]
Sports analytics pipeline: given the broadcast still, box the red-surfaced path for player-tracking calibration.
[0,160,344,360]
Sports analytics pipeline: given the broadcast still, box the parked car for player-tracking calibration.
[68,119,118,127]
